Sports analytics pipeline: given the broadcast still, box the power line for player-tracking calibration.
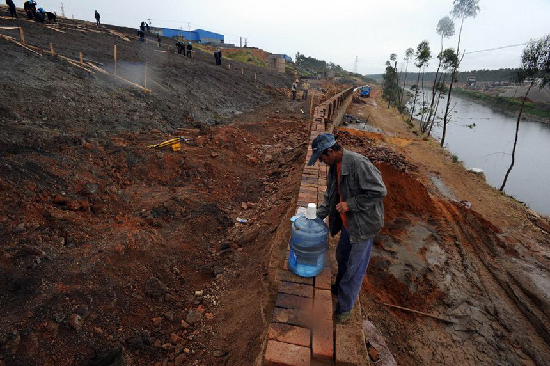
[464,43,528,55]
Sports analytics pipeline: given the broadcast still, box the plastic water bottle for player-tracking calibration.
[288,203,328,277]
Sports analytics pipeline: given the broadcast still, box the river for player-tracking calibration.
[410,90,550,216]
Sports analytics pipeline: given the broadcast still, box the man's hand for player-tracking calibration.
[336,202,349,214]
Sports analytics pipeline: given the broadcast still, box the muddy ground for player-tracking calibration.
[341,91,550,366]
[0,9,321,366]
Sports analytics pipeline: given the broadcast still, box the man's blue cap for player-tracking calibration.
[307,133,336,166]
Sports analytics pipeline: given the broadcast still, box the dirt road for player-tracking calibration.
[341,89,550,366]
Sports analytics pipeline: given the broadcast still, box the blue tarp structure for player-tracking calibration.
[156,28,223,43]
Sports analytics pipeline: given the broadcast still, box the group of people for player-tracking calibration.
[176,41,194,57]
[291,80,310,100]
[14,0,55,22]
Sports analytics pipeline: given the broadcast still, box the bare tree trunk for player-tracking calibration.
[500,82,534,191]
[441,19,464,147]
[401,62,409,106]
[408,71,422,125]
[427,72,447,136]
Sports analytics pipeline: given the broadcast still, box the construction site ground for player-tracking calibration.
[1,9,550,366]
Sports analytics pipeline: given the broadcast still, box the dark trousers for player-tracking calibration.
[292,90,296,100]
[302,90,308,100]
[96,19,100,26]
[9,4,17,17]
[186,51,191,57]
[335,227,373,313]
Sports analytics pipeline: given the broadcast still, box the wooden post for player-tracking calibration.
[228,64,231,70]
[49,42,54,55]
[241,68,244,75]
[79,52,83,65]
[114,45,117,76]
[19,28,25,45]
[254,73,257,81]
[144,62,147,89]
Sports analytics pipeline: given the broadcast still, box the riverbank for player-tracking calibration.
[343,87,550,366]
[453,87,550,123]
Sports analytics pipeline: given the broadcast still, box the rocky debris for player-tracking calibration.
[68,313,83,330]
[145,277,167,298]
[336,130,416,172]
[81,183,99,195]
[174,353,186,366]
[186,310,202,324]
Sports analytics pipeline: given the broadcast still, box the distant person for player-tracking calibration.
[302,81,310,100]
[23,0,35,19]
[291,80,298,100]
[6,0,17,18]
[34,7,45,22]
[145,23,149,33]
[46,10,56,23]
[140,21,145,32]
[137,29,145,42]
[176,41,185,54]
[94,10,100,27]
[157,33,161,47]
[216,48,222,65]
[186,42,192,57]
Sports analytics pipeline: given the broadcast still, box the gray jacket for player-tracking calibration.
[317,149,386,243]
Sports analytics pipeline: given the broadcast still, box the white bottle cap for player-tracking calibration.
[306,203,317,219]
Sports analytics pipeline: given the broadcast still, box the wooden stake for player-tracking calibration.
[79,52,83,65]
[254,73,257,80]
[381,303,456,324]
[228,64,231,70]
[241,68,244,75]
[49,42,54,55]
[19,27,24,45]
[144,62,147,89]
[114,45,117,76]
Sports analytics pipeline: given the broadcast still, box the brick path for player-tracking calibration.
[264,88,370,366]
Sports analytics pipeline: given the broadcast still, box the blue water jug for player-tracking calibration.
[288,203,328,277]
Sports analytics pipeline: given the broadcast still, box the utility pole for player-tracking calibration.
[240,37,242,48]
[60,2,65,17]
[353,56,358,74]
[186,22,191,31]
[244,38,247,47]
[148,18,152,25]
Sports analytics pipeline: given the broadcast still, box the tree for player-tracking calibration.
[388,53,398,108]
[408,41,431,125]
[425,16,455,132]
[401,48,414,107]
[441,0,480,147]
[426,48,458,135]
[500,34,550,191]
[382,59,399,106]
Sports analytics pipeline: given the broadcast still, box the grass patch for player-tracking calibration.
[225,50,266,68]
[453,88,550,120]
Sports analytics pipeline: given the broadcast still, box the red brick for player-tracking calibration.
[279,281,314,298]
[315,267,331,290]
[276,294,313,311]
[312,319,334,361]
[335,324,361,366]
[313,289,332,320]
[277,269,313,285]
[264,340,311,366]
[273,308,311,328]
[268,323,311,348]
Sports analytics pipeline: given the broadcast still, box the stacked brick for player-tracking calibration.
[264,88,355,366]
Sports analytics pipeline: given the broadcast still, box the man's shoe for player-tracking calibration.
[336,311,351,324]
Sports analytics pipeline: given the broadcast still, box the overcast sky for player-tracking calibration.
[36,0,550,74]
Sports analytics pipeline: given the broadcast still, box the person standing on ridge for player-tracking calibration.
[291,80,298,100]
[186,42,192,57]
[6,0,17,18]
[94,10,100,26]
[157,33,161,47]
[309,133,386,323]
[215,48,222,65]
[302,81,310,100]
[137,29,145,42]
